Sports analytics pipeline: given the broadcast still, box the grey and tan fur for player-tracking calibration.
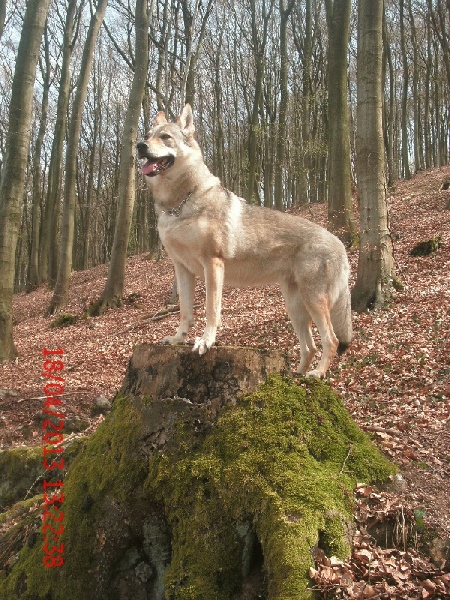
[137,104,352,378]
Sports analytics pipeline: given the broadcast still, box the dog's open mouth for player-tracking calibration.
[141,156,174,177]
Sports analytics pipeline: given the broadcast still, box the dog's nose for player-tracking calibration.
[136,142,147,154]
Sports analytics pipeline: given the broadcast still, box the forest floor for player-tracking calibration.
[1,166,449,598]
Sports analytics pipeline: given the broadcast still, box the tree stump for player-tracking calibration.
[0,345,395,600]
[121,343,289,405]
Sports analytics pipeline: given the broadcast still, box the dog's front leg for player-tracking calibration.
[162,262,195,345]
[193,257,224,355]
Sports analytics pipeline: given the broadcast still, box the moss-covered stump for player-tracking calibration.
[48,313,79,328]
[410,237,443,256]
[0,437,86,509]
[0,346,395,600]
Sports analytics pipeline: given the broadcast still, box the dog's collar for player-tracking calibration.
[162,192,192,217]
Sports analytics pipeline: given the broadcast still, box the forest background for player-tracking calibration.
[0,0,448,300]
[0,2,449,593]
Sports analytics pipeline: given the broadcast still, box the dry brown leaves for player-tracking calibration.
[310,485,450,599]
[1,166,449,594]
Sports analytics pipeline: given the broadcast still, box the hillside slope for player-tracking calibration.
[1,166,449,595]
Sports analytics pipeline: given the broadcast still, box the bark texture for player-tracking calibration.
[120,343,289,407]
[0,0,52,361]
[352,0,395,311]
[325,0,356,244]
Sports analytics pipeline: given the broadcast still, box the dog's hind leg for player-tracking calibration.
[280,280,317,375]
[162,262,195,345]
[193,257,225,355]
[300,295,339,379]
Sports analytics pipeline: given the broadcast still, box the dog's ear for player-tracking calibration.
[154,111,168,126]
[177,104,195,137]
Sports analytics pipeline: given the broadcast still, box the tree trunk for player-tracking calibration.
[424,23,433,169]
[81,66,101,271]
[0,0,6,39]
[408,0,421,173]
[212,23,225,183]
[0,0,51,361]
[383,13,396,187]
[273,0,295,211]
[28,29,51,292]
[40,0,80,286]
[247,68,263,203]
[49,0,109,314]
[325,0,356,245]
[399,0,412,179]
[89,0,149,315]
[263,120,275,208]
[247,0,274,204]
[352,0,395,312]
[301,0,312,205]
[181,0,213,108]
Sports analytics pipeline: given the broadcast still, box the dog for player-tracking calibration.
[137,104,352,378]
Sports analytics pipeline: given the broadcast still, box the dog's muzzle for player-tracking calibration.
[137,142,174,177]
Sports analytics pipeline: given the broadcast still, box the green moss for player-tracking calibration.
[349,233,360,248]
[0,446,42,509]
[0,496,42,527]
[56,395,146,599]
[1,377,395,600]
[49,313,78,328]
[0,396,146,600]
[410,237,443,257]
[0,438,87,510]
[392,276,405,291]
[146,375,395,599]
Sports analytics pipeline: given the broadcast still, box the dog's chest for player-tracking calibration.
[158,215,207,275]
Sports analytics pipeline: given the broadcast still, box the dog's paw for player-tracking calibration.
[305,369,324,380]
[192,337,212,355]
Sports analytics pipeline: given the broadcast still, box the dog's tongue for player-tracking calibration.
[141,160,158,176]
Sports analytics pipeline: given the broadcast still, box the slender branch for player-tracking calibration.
[339,444,353,475]
[102,19,134,70]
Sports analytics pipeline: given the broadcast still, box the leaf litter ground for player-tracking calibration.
[1,166,449,597]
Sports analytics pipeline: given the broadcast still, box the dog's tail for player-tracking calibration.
[331,285,353,355]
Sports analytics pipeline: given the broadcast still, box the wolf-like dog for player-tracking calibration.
[137,104,352,378]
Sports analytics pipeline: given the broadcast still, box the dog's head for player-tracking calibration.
[137,104,197,178]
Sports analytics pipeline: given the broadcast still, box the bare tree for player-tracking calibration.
[352,0,395,312]
[325,0,356,244]
[90,0,150,314]
[0,0,52,361]
[28,27,51,291]
[49,0,109,314]
[294,0,313,206]
[399,0,412,179]
[180,0,214,107]
[427,0,450,89]
[2,0,449,300]
[40,0,83,286]
[246,0,275,203]
[273,0,295,211]
[383,12,396,187]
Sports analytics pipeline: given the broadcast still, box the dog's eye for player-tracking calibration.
[160,133,172,141]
